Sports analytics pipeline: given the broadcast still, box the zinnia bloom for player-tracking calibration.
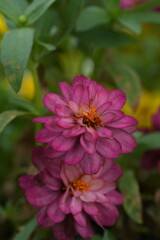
[141,108,160,173]
[19,146,123,240]
[34,75,137,173]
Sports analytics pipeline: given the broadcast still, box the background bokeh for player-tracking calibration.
[0,0,160,239]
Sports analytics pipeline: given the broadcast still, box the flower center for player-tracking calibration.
[77,108,102,128]
[71,179,90,191]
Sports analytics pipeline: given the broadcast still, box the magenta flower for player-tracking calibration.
[141,108,160,173]
[34,75,137,173]
[19,146,123,240]
[120,0,148,9]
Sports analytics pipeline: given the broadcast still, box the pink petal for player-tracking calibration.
[32,146,46,170]
[90,179,105,191]
[112,129,137,153]
[44,145,65,159]
[68,101,79,114]
[33,116,54,123]
[47,201,66,223]
[103,163,123,182]
[96,138,122,158]
[80,175,92,184]
[95,203,119,226]
[55,117,75,129]
[107,191,124,205]
[83,202,99,215]
[106,115,138,128]
[73,212,87,227]
[59,191,72,214]
[97,102,112,115]
[64,143,85,165]
[19,175,34,190]
[63,164,81,182]
[43,93,67,113]
[108,89,126,110]
[37,207,54,227]
[63,125,86,137]
[59,82,73,100]
[52,135,77,152]
[45,118,63,132]
[74,217,94,238]
[101,112,116,124]
[35,128,56,143]
[73,84,84,105]
[52,216,75,240]
[26,186,55,207]
[55,104,73,117]
[80,134,96,154]
[70,196,82,215]
[80,152,103,174]
[44,172,62,191]
[80,191,97,202]
[97,127,113,138]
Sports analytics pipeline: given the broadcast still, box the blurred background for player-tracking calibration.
[0,0,160,239]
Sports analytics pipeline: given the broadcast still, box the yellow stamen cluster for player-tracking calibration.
[71,179,90,191]
[76,108,103,128]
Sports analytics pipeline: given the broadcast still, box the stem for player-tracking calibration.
[31,63,41,112]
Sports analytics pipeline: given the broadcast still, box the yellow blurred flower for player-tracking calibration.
[0,13,8,35]
[123,90,160,129]
[18,71,35,101]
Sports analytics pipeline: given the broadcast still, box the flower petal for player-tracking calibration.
[35,128,56,143]
[108,89,126,110]
[90,179,105,191]
[112,128,137,153]
[73,212,87,227]
[43,93,66,113]
[96,138,122,158]
[55,104,73,117]
[19,175,34,190]
[47,201,66,223]
[37,207,54,227]
[26,186,55,207]
[80,152,103,174]
[59,82,73,100]
[63,125,85,137]
[106,191,124,205]
[64,143,85,165]
[70,196,82,215]
[106,115,138,128]
[80,191,97,202]
[83,202,99,215]
[97,127,113,138]
[55,117,75,129]
[74,216,94,239]
[80,134,96,154]
[52,135,77,152]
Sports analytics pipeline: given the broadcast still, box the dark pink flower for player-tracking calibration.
[141,108,160,173]
[19,146,123,240]
[34,75,137,173]
[120,0,148,9]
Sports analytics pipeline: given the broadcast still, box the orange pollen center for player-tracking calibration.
[76,108,103,128]
[71,179,90,191]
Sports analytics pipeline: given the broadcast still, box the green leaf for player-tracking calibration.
[118,18,142,34]
[121,11,160,24]
[103,230,116,240]
[137,132,160,150]
[10,97,39,116]
[25,0,57,24]
[107,62,141,110]
[1,28,34,92]
[118,170,143,224]
[37,41,56,51]
[13,217,37,240]
[76,6,109,32]
[101,0,120,13]
[0,110,27,133]
[133,0,160,11]
[54,0,84,46]
[0,0,28,23]
[77,27,134,47]
[88,235,102,240]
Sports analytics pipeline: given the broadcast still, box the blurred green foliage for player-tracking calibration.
[0,0,160,239]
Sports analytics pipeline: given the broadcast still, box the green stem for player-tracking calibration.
[31,63,41,112]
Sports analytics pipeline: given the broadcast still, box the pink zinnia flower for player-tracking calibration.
[19,146,123,240]
[34,75,137,173]
[120,0,148,9]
